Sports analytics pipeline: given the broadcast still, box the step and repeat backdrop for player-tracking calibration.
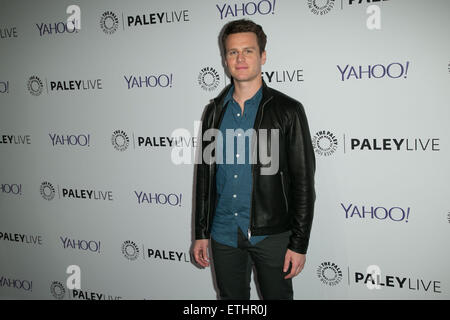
[1,0,449,300]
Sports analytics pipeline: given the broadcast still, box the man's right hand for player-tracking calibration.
[193,239,210,268]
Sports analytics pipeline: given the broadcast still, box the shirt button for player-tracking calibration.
[234,174,238,179]
[234,213,238,216]
[237,113,240,117]
[233,194,237,198]
[236,154,240,158]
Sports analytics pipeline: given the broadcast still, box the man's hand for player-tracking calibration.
[193,239,210,268]
[283,249,306,279]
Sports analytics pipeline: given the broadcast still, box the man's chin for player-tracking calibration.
[231,75,258,83]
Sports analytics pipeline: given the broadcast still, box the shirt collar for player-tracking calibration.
[223,85,263,108]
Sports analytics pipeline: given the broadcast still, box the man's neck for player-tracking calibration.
[232,77,263,111]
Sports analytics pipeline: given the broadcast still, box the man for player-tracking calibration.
[193,19,316,300]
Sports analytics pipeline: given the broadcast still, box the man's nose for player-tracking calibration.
[237,52,245,62]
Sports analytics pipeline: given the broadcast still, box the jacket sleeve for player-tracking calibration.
[286,102,316,254]
[194,107,212,240]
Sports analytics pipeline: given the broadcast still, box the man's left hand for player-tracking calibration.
[283,249,306,279]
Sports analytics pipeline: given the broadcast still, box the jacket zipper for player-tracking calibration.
[248,96,272,240]
[280,171,289,212]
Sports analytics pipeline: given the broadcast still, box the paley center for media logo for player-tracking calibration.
[198,67,221,91]
[27,75,103,96]
[312,130,441,156]
[352,265,442,294]
[39,181,113,202]
[317,261,343,286]
[121,240,192,264]
[1,26,18,39]
[316,262,443,295]
[261,68,304,85]
[100,8,190,34]
[0,231,43,246]
[312,130,338,156]
[307,0,390,15]
[50,281,122,300]
[111,129,198,152]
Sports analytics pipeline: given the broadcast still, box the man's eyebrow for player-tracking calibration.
[227,46,257,51]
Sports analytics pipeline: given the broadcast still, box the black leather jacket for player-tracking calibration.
[195,81,316,254]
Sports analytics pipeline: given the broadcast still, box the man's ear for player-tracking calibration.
[261,50,266,65]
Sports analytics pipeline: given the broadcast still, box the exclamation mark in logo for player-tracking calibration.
[403,61,409,78]
[405,207,410,223]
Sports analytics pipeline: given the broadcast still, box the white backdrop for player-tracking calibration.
[1,0,449,300]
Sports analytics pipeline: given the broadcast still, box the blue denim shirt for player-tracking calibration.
[211,85,267,247]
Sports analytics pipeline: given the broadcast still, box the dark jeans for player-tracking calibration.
[211,228,293,300]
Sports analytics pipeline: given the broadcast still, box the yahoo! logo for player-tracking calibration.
[1,183,23,196]
[36,21,79,36]
[124,74,173,89]
[49,134,91,147]
[0,81,9,93]
[0,276,33,293]
[134,191,182,206]
[341,203,411,223]
[60,236,101,254]
[337,61,410,81]
[217,0,276,19]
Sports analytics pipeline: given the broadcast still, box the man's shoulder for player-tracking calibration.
[266,85,303,110]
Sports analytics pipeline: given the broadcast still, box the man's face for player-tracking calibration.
[224,32,266,83]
